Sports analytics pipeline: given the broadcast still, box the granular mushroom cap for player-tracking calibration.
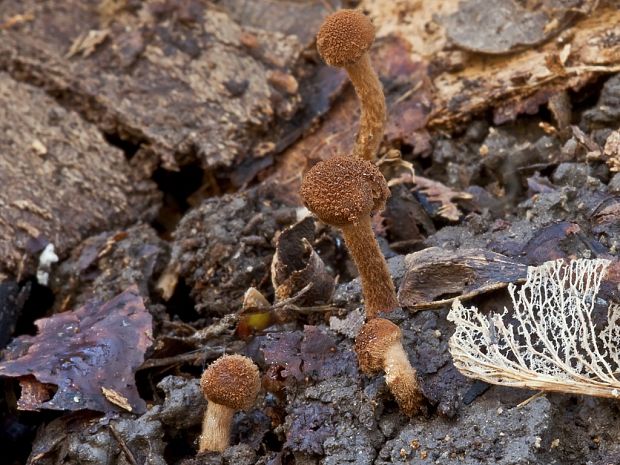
[300,156,390,227]
[316,9,375,67]
[355,318,402,373]
[200,354,261,410]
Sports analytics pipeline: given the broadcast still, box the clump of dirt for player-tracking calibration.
[169,185,298,316]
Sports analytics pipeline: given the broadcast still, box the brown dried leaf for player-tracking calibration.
[520,222,583,264]
[591,198,620,239]
[271,217,334,306]
[0,287,152,413]
[413,175,473,221]
[398,247,528,310]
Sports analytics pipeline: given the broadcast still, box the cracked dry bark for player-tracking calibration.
[0,72,160,280]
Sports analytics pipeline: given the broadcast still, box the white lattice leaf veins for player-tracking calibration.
[448,259,620,399]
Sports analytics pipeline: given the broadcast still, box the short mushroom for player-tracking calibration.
[316,9,385,161]
[355,318,425,416]
[199,354,261,453]
[300,155,398,318]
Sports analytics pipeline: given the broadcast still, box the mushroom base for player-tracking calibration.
[384,342,425,416]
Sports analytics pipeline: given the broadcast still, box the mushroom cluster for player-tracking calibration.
[301,9,426,417]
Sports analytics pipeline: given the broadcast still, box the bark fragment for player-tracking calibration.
[0,72,159,279]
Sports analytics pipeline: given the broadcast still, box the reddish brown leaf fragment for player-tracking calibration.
[0,287,152,413]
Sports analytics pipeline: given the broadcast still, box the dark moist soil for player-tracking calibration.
[1,1,620,465]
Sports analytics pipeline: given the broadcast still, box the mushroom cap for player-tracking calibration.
[316,9,375,67]
[200,354,261,410]
[300,156,389,227]
[355,318,401,374]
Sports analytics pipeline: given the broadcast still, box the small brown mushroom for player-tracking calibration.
[355,318,425,416]
[300,155,398,318]
[199,354,261,453]
[316,9,385,161]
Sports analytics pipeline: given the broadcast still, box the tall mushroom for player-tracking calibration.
[300,155,398,318]
[199,354,261,453]
[355,318,425,416]
[316,9,385,161]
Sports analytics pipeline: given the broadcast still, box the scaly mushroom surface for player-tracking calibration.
[316,9,386,161]
[355,318,425,416]
[199,354,261,453]
[300,155,398,317]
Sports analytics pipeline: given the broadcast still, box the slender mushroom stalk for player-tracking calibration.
[316,9,385,162]
[355,318,425,416]
[300,155,398,318]
[199,354,261,453]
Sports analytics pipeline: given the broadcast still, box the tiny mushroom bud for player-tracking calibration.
[300,155,398,318]
[355,318,425,416]
[316,9,385,161]
[199,354,261,453]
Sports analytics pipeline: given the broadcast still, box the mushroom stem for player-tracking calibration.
[199,402,235,453]
[341,215,398,318]
[355,318,425,416]
[384,342,424,416]
[345,53,386,162]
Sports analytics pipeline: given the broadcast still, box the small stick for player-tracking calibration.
[516,391,545,409]
[109,425,139,465]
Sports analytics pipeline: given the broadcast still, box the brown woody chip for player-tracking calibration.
[398,247,528,310]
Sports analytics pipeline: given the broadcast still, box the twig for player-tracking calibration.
[285,304,339,315]
[190,313,238,343]
[517,391,545,409]
[272,283,313,309]
[138,348,225,371]
[109,425,138,465]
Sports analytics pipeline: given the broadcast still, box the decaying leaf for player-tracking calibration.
[0,287,152,413]
[413,176,473,221]
[399,247,527,310]
[271,217,334,306]
[448,259,620,398]
[260,326,357,383]
[519,222,583,264]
